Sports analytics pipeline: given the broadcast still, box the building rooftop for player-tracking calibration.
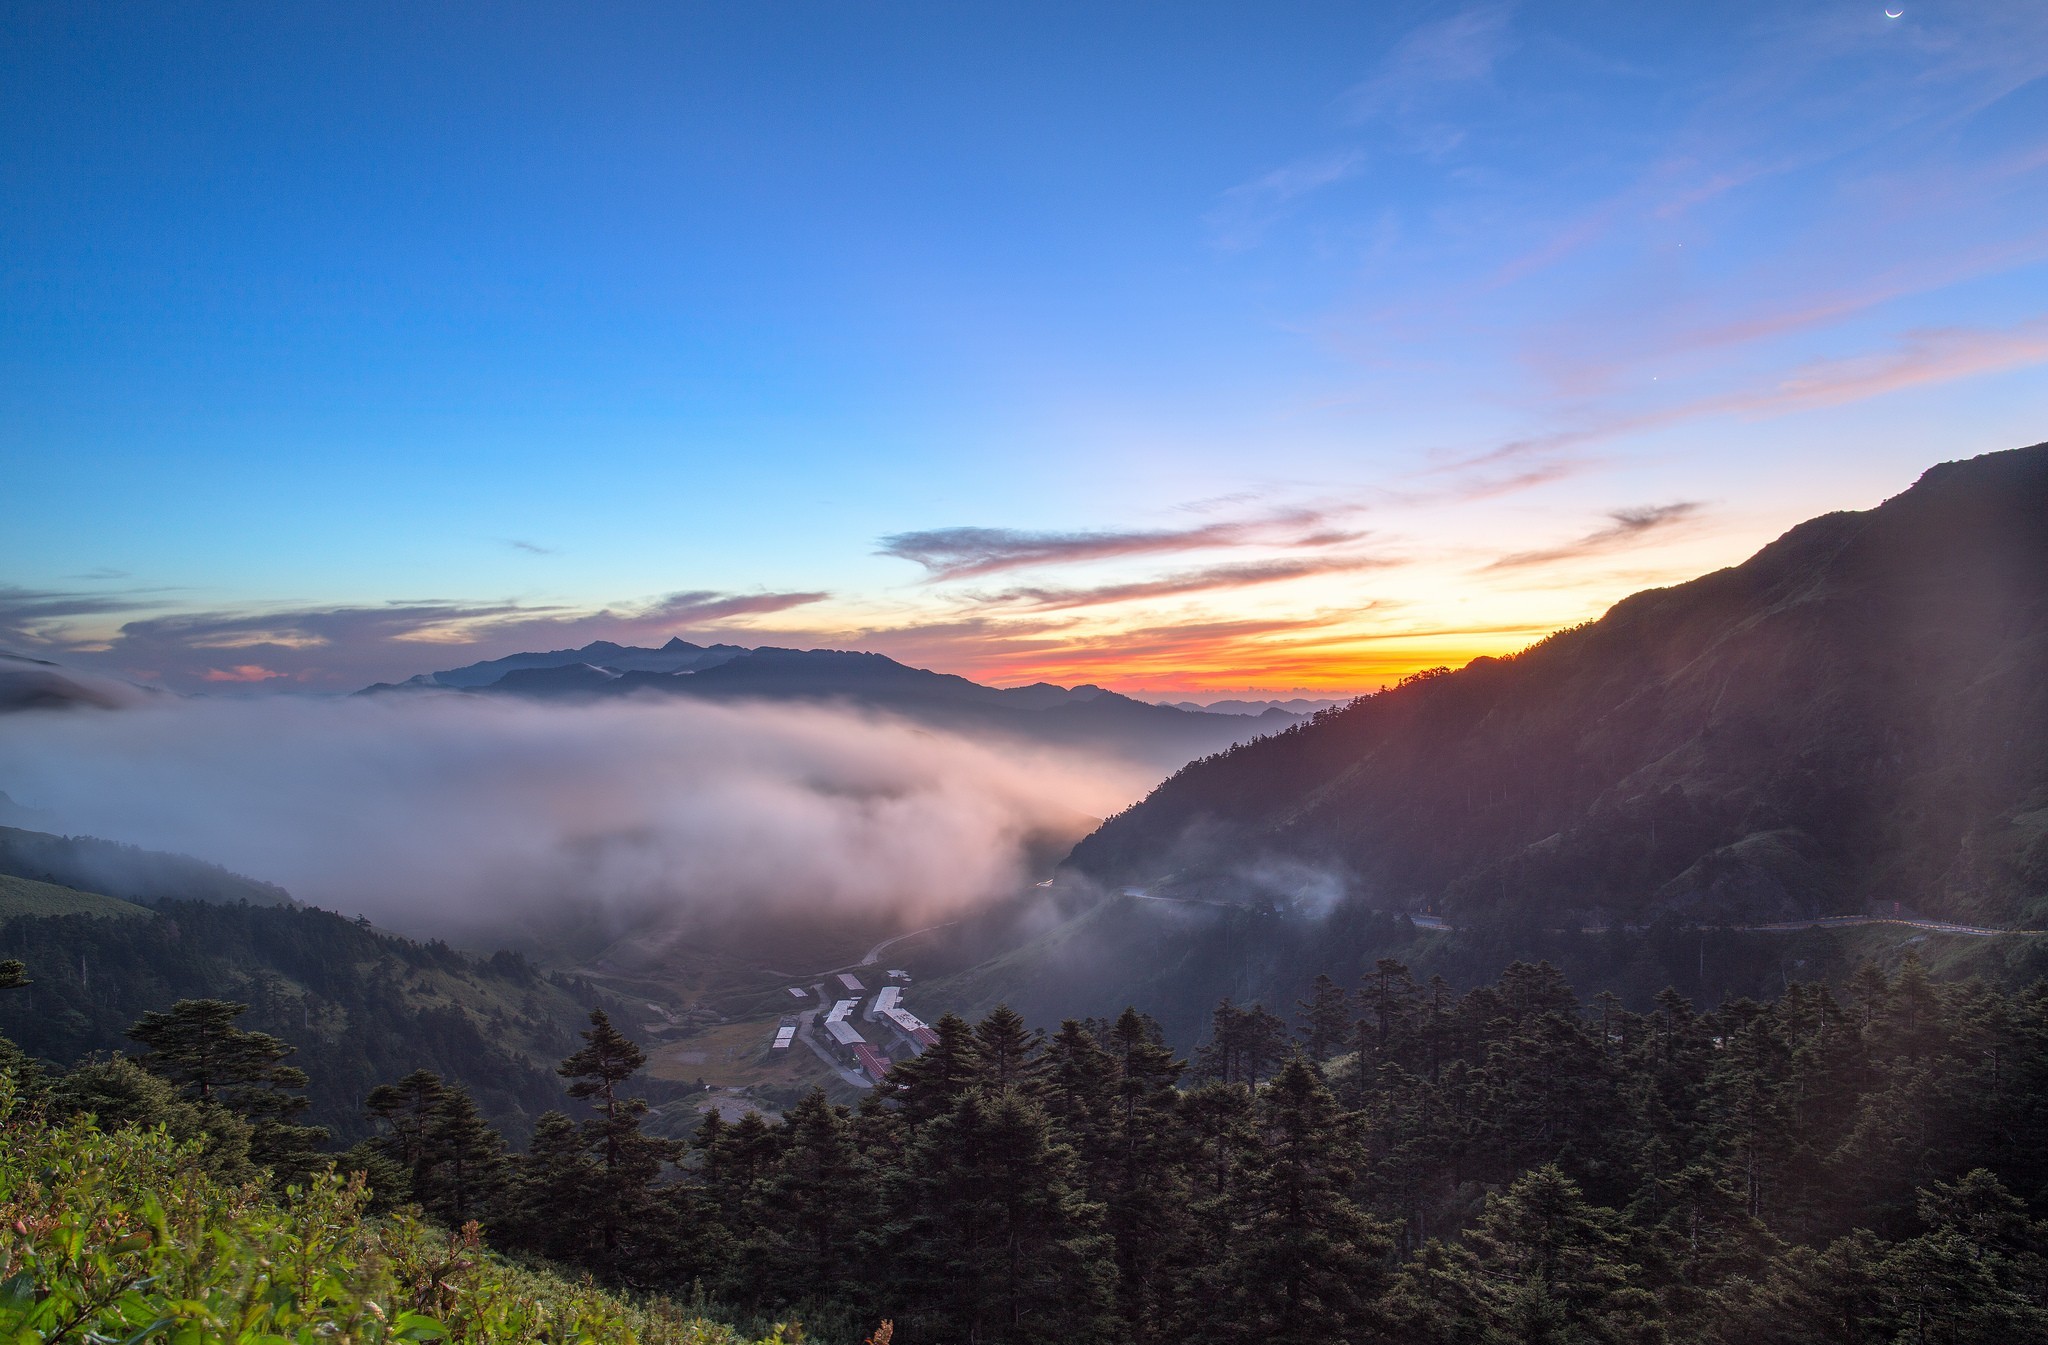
[851,1042,891,1084]
[881,1006,927,1036]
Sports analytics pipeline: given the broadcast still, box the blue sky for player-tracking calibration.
[5,1,2046,693]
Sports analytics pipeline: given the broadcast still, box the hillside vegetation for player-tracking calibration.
[0,899,640,1147]
[1071,442,2048,930]
[0,825,297,908]
[7,927,2047,1342]
[0,1080,784,1344]
[0,872,149,921]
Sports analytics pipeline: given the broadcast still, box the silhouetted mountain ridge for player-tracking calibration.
[1067,441,2048,929]
[366,642,1302,770]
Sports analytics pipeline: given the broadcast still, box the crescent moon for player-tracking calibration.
[1885,7,1902,16]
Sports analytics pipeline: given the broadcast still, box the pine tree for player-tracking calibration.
[1876,1169,2048,1343]
[1462,1163,1661,1344]
[890,1087,1115,1344]
[1194,1001,1288,1087]
[127,998,328,1182]
[703,1108,785,1301]
[364,1067,445,1199]
[889,1010,983,1132]
[0,959,39,1095]
[1295,973,1350,1063]
[1044,1019,1118,1177]
[1361,957,1418,1060]
[1215,1057,1392,1342]
[763,1088,866,1306]
[504,1110,595,1266]
[973,1004,1047,1094]
[1174,1080,1258,1341]
[1099,1009,1194,1345]
[48,1052,254,1181]
[420,1083,507,1230]
[554,1009,678,1281]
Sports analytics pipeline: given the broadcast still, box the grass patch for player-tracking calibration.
[0,873,151,921]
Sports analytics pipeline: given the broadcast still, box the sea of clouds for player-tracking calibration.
[0,693,1152,942]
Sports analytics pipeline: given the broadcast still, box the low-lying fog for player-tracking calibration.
[0,694,1154,942]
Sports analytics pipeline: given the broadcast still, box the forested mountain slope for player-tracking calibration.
[0,895,640,1146]
[0,824,299,907]
[1069,442,2048,928]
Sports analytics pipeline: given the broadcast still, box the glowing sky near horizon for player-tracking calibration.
[4,2,2047,696]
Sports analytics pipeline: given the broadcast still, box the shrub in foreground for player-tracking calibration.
[0,1080,788,1344]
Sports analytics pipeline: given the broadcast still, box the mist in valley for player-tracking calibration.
[0,693,1154,948]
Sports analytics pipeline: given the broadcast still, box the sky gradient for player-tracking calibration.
[5,1,2047,696]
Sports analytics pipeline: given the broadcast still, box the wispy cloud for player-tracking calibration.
[1209,149,1367,250]
[975,555,1394,612]
[641,590,830,623]
[1486,502,1705,569]
[503,539,556,556]
[1424,317,2048,500]
[1342,3,1516,134]
[878,507,1363,581]
[0,586,170,647]
[1733,320,2048,416]
[12,589,833,692]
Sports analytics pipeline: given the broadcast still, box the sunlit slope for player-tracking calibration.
[1069,442,2048,929]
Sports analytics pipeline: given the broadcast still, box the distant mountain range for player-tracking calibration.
[1064,441,2048,931]
[1164,698,1346,717]
[395,636,750,688]
[363,643,1306,770]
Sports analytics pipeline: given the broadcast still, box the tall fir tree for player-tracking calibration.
[420,1083,508,1231]
[553,1009,679,1283]
[888,1086,1116,1345]
[1295,973,1350,1063]
[127,998,328,1183]
[1211,1057,1393,1344]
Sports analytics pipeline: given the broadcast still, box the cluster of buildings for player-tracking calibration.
[768,967,935,1087]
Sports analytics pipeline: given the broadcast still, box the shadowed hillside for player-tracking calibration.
[1068,442,2048,929]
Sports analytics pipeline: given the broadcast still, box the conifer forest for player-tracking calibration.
[7,948,2047,1343]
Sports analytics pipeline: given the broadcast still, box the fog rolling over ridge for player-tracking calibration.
[0,693,1151,943]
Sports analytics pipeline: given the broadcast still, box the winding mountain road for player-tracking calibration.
[1115,888,2043,938]
[857,920,957,968]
